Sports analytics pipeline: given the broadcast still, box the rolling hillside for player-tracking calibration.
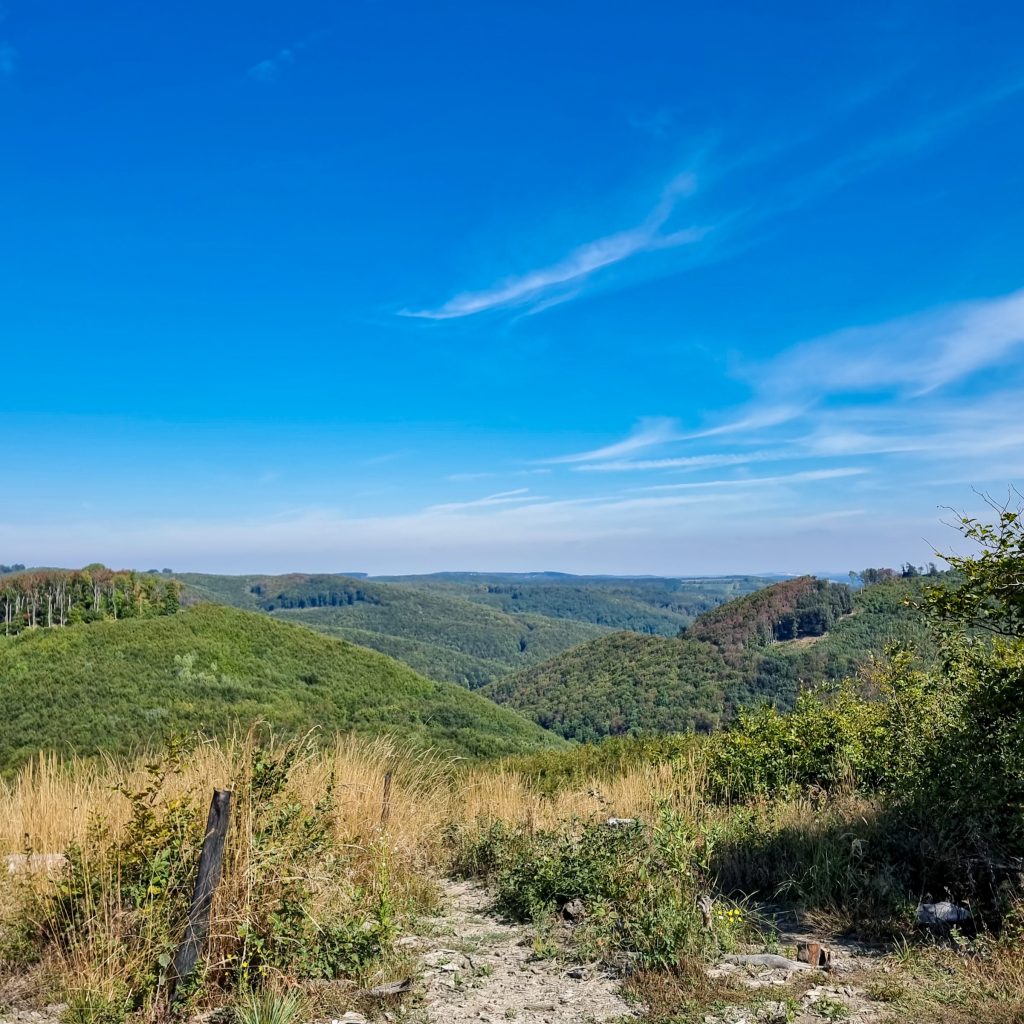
[482,632,740,742]
[374,572,775,634]
[483,577,933,741]
[177,571,775,686]
[178,573,612,686]
[0,604,565,772]
[686,576,853,652]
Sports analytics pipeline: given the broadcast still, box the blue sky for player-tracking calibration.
[3,1,1023,574]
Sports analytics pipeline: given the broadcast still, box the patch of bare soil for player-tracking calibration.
[700,910,891,1024]
[0,1002,66,1024]
[774,635,826,650]
[0,971,64,1024]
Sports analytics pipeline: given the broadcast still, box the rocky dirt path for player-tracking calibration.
[402,878,635,1024]
[1,888,895,1024]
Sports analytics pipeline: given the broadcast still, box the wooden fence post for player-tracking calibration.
[169,788,232,1004]
[380,770,393,828]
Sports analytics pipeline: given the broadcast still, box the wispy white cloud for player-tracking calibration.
[362,450,410,466]
[558,290,1024,496]
[584,493,736,514]
[398,75,1024,324]
[673,405,804,441]
[575,450,788,474]
[634,468,867,492]
[804,75,1024,201]
[486,287,1024,576]
[445,468,552,481]
[424,488,538,514]
[445,472,495,482]
[248,47,296,83]
[801,400,1024,462]
[761,289,1024,399]
[1,484,916,576]
[540,417,682,465]
[401,175,707,319]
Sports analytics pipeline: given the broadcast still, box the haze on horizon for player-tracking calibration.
[3,2,1022,575]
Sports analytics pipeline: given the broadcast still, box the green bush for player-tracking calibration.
[705,651,927,799]
[704,501,1024,922]
[450,806,747,968]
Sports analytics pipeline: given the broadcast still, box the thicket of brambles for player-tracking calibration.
[0,566,181,635]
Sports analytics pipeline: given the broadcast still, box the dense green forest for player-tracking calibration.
[2,565,934,755]
[374,571,773,634]
[177,571,776,686]
[1,566,181,634]
[484,576,933,741]
[0,604,563,772]
[483,632,739,740]
[177,572,611,686]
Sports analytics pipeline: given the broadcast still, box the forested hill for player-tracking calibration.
[483,576,933,742]
[372,572,774,634]
[482,633,740,741]
[0,604,564,773]
[177,572,610,687]
[176,572,774,687]
[685,576,853,653]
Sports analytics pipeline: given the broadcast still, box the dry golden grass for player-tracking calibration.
[0,730,711,1008]
[454,756,707,832]
[3,733,1021,1023]
[0,735,708,862]
[0,730,464,1011]
[0,732,453,859]
[861,933,1024,1024]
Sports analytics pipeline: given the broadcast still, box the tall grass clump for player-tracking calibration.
[0,729,451,1019]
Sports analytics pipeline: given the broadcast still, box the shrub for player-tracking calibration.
[704,500,1024,923]
[450,805,747,968]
